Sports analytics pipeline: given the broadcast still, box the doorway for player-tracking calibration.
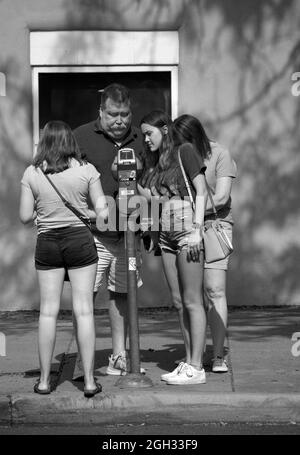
[39,71,171,130]
[33,66,178,147]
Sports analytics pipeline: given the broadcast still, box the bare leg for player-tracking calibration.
[72,291,98,380]
[69,264,97,390]
[37,268,65,390]
[161,251,191,363]
[204,269,227,358]
[72,291,128,376]
[177,250,206,369]
[108,291,128,355]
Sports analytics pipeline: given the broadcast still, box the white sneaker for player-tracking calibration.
[161,362,187,382]
[174,357,187,366]
[166,364,206,385]
[106,351,146,376]
[212,357,228,373]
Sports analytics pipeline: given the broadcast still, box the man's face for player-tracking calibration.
[99,98,132,141]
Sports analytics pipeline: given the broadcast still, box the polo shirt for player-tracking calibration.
[74,118,144,236]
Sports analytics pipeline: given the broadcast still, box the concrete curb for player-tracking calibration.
[0,396,11,424]
[4,391,300,425]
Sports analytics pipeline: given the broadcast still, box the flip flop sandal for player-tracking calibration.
[34,382,51,395]
[84,382,102,398]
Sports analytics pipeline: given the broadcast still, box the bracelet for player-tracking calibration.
[192,222,203,230]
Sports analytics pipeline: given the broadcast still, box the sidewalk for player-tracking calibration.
[0,307,299,425]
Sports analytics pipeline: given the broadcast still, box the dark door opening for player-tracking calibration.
[39,71,171,131]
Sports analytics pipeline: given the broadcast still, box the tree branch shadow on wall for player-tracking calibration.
[63,0,185,31]
[2,0,300,310]
[0,57,38,309]
[59,0,300,307]
[184,0,300,306]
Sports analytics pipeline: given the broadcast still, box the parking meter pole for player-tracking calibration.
[126,227,140,374]
[115,224,153,388]
[114,148,153,388]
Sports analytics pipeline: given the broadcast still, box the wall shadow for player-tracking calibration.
[182,0,300,305]
[0,56,39,309]
[0,0,299,309]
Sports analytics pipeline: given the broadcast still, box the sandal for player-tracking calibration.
[34,382,51,395]
[84,382,102,398]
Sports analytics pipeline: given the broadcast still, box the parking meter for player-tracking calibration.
[111,147,142,216]
[111,148,152,386]
[117,148,137,215]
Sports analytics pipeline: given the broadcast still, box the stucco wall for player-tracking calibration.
[0,0,299,310]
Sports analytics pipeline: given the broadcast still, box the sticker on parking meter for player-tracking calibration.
[129,257,136,271]
[120,189,135,196]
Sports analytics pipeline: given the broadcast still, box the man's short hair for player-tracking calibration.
[100,83,131,108]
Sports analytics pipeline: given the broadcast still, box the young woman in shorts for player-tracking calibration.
[138,111,208,385]
[19,121,108,397]
[174,115,237,373]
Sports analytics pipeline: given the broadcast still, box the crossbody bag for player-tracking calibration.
[177,150,233,263]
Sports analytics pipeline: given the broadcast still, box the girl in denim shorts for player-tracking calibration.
[174,115,237,374]
[19,121,108,397]
[138,110,209,385]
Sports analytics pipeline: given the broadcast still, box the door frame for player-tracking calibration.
[32,65,178,152]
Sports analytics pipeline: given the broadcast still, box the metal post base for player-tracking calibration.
[115,373,153,389]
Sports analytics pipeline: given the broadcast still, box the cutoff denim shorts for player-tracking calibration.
[159,200,204,255]
[35,226,98,270]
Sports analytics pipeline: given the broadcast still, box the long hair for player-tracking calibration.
[139,110,175,189]
[34,121,83,174]
[173,115,211,161]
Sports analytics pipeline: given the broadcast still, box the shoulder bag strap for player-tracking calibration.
[178,149,218,219]
[41,169,91,229]
[177,149,195,211]
[204,178,218,220]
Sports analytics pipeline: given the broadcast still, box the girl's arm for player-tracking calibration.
[137,183,152,202]
[186,173,207,261]
[193,174,207,227]
[89,179,109,222]
[205,177,233,214]
[19,185,36,224]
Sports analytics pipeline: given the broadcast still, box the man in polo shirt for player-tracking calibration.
[73,83,144,377]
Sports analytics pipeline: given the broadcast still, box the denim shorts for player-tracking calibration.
[159,201,204,255]
[35,226,98,270]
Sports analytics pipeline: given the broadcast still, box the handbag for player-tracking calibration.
[177,150,233,263]
[41,170,92,230]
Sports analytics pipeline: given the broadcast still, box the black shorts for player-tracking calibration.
[35,226,98,270]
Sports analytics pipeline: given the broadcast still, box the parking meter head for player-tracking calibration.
[111,148,142,215]
[111,149,142,181]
